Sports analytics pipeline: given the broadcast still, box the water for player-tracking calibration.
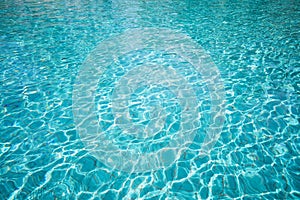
[0,0,299,199]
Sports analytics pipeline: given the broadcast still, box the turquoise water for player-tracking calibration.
[1,0,299,199]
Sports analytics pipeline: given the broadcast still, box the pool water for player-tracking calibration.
[0,0,299,199]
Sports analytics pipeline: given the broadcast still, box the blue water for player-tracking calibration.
[1,0,300,199]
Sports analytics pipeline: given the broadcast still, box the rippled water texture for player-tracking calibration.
[1,0,299,199]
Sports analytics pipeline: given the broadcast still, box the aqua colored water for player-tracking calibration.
[1,0,299,199]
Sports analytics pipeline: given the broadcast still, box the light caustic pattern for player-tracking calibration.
[72,28,225,173]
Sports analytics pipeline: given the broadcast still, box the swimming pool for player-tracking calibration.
[0,0,299,199]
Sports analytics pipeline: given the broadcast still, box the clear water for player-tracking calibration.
[0,0,299,199]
